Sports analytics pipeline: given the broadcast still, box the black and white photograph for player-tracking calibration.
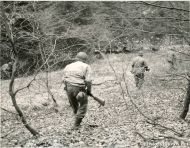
[1,1,190,147]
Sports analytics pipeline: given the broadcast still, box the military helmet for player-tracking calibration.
[75,52,88,62]
[138,51,143,56]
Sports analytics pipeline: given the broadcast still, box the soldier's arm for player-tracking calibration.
[143,60,149,71]
[131,60,135,68]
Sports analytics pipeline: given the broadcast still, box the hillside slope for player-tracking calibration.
[1,50,189,147]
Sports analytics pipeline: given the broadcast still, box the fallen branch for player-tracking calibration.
[1,129,16,139]
[135,132,147,141]
[159,134,190,144]
[136,132,190,145]
[146,120,183,136]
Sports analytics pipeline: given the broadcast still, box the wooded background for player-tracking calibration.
[1,1,190,147]
[1,1,189,76]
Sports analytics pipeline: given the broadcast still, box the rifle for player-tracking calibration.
[88,93,105,106]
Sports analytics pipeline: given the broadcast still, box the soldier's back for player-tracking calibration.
[132,56,145,68]
[1,64,9,71]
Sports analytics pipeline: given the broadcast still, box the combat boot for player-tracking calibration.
[71,117,83,130]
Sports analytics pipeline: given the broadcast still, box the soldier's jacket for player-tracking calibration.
[62,61,92,87]
[1,64,10,72]
[131,56,148,75]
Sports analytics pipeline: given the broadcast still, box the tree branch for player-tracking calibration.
[104,16,189,22]
[159,134,190,144]
[141,1,190,13]
[14,77,36,95]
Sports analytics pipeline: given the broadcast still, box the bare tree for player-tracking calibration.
[1,2,39,136]
[180,74,190,119]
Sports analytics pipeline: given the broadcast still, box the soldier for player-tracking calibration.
[62,52,92,130]
[131,51,149,89]
[1,62,12,79]
[167,51,177,70]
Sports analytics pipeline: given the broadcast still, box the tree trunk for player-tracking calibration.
[9,58,39,136]
[180,79,190,119]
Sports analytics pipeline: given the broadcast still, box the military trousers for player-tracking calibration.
[134,73,145,89]
[65,82,88,126]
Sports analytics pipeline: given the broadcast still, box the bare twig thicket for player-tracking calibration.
[105,53,190,144]
[1,1,189,147]
[141,1,190,119]
[1,3,40,136]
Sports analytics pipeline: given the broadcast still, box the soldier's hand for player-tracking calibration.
[87,90,91,96]
[146,68,150,71]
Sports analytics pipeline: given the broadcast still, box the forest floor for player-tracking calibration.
[1,48,190,148]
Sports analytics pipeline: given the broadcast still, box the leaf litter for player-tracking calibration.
[1,53,190,147]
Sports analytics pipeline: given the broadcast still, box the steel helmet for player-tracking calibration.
[75,52,88,62]
[138,51,143,56]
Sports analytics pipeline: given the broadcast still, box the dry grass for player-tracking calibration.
[1,49,190,147]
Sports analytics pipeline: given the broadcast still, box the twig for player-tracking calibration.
[1,129,16,139]
[14,77,36,95]
[146,120,183,136]
[141,1,190,13]
[46,79,58,105]
[104,16,189,22]
[1,107,18,115]
[158,134,190,144]
[136,132,147,141]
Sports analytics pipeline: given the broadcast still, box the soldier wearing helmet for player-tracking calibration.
[167,50,177,70]
[131,51,149,89]
[1,62,12,79]
[62,52,92,129]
